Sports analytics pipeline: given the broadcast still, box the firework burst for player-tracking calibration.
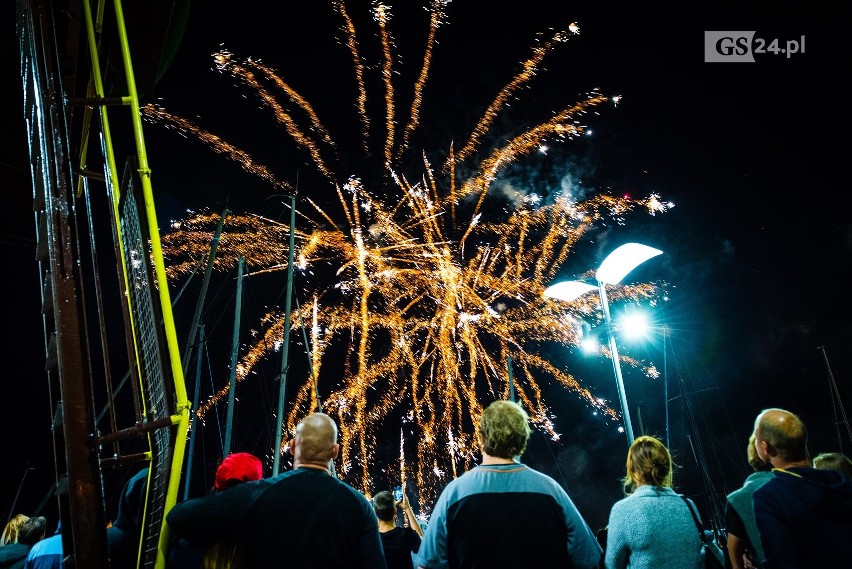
[146,1,672,508]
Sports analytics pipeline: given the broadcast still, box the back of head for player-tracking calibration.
[813,452,852,479]
[295,412,338,463]
[215,452,263,491]
[114,467,150,530]
[747,433,772,472]
[1,514,30,545]
[371,490,396,522]
[754,408,808,462]
[477,400,531,459]
[625,435,673,492]
[17,516,47,546]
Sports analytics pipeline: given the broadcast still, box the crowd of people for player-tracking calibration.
[3,403,851,568]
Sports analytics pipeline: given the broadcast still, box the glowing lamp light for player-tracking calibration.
[620,310,650,340]
[543,242,663,446]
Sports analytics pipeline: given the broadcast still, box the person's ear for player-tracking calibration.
[754,440,778,462]
[331,443,340,459]
[289,438,296,455]
[764,441,778,458]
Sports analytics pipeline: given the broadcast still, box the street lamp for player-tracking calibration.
[543,242,663,446]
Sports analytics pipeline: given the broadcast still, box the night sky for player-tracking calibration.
[2,2,849,534]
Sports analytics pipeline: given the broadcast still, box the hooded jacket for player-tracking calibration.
[753,466,852,568]
[107,468,149,568]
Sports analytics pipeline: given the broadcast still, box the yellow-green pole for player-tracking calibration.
[112,2,190,567]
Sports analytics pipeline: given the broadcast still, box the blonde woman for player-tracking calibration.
[725,434,772,569]
[604,436,705,569]
[1,514,29,546]
[0,515,46,568]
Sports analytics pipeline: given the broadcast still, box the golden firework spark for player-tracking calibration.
[147,1,672,509]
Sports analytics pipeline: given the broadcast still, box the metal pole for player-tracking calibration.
[507,356,515,403]
[183,325,205,500]
[273,195,297,474]
[182,210,228,377]
[663,325,670,448]
[599,282,634,446]
[820,346,852,451]
[224,257,245,456]
[4,465,35,526]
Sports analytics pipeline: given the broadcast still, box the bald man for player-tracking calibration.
[167,413,387,568]
[751,408,852,568]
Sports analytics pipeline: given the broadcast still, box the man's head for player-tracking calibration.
[753,408,809,465]
[747,433,772,472]
[118,468,150,530]
[371,490,396,522]
[477,400,531,460]
[290,412,339,468]
[17,516,46,546]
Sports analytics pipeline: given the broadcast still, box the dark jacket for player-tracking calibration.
[107,468,149,568]
[0,543,31,569]
[753,466,852,568]
[167,468,387,569]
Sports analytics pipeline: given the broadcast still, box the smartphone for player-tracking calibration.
[393,485,403,502]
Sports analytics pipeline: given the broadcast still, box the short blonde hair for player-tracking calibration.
[624,435,673,493]
[1,514,30,545]
[477,400,531,459]
[747,433,772,472]
[813,452,852,479]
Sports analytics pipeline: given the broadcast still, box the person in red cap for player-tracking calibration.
[215,452,263,491]
[167,412,387,568]
[166,452,264,568]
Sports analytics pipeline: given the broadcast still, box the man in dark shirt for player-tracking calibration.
[752,407,852,568]
[373,488,422,569]
[167,413,387,568]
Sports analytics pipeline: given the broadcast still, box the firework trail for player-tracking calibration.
[334,0,371,149]
[147,1,672,508]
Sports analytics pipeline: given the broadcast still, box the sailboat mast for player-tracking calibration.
[182,209,228,376]
[273,194,297,475]
[183,324,205,500]
[224,256,245,455]
[819,346,852,452]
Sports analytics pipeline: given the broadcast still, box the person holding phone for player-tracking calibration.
[372,484,423,569]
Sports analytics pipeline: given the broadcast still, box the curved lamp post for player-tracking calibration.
[543,243,663,446]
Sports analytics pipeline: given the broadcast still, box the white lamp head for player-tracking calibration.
[543,281,597,302]
[596,243,662,285]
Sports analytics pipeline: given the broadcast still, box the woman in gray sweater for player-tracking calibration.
[604,436,704,569]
